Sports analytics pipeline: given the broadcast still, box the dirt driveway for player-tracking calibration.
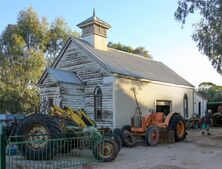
[88,127,222,169]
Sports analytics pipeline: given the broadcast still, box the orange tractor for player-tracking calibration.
[119,89,186,147]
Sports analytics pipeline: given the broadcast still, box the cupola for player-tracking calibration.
[77,9,111,51]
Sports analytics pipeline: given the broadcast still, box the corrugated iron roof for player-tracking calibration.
[73,38,194,87]
[47,68,83,85]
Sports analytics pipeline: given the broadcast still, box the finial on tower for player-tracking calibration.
[93,8,96,18]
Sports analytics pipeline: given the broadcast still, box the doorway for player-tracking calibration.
[156,100,172,116]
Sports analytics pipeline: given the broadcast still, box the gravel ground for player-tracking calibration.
[86,128,222,169]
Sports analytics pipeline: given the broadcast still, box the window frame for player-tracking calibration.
[94,86,102,121]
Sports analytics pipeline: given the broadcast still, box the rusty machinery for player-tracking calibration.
[118,88,186,147]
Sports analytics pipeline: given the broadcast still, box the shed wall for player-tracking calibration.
[114,77,194,128]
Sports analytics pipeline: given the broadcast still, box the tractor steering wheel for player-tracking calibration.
[149,109,155,114]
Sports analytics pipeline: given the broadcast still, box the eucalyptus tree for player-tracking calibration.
[175,0,222,74]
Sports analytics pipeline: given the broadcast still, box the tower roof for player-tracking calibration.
[77,9,111,29]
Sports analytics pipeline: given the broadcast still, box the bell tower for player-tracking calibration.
[77,9,111,51]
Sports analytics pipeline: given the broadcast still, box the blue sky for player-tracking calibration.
[0,0,221,87]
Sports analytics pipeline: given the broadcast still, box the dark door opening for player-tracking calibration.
[198,102,201,116]
[156,105,170,116]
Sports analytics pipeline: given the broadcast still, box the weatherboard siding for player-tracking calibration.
[54,41,113,128]
[60,83,84,110]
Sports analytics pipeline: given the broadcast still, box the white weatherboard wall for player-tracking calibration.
[114,76,194,128]
[194,93,207,117]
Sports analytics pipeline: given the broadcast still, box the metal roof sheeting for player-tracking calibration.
[74,38,194,87]
[77,15,111,28]
[47,68,83,85]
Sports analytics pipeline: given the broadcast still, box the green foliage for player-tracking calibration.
[198,82,222,102]
[0,6,79,113]
[175,0,222,74]
[0,7,46,113]
[107,41,152,58]
[45,17,79,66]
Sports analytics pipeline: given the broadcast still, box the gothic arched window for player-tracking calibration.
[94,86,102,121]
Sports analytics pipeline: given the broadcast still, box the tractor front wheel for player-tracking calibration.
[121,130,135,147]
[93,137,118,162]
[104,132,122,152]
[145,126,159,146]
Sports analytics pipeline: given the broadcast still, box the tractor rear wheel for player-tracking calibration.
[121,130,135,147]
[145,126,159,146]
[93,137,118,162]
[169,114,186,142]
[17,114,62,160]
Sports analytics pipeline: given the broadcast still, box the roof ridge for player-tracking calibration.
[70,37,193,87]
[107,47,156,62]
[72,37,155,62]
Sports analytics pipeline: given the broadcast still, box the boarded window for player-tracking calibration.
[183,94,188,118]
[94,86,102,121]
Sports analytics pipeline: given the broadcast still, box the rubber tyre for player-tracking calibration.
[121,130,135,147]
[121,125,131,132]
[104,132,122,152]
[93,137,119,162]
[113,128,122,136]
[17,114,62,160]
[169,114,186,142]
[145,126,159,146]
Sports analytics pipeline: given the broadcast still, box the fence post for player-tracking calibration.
[0,123,6,169]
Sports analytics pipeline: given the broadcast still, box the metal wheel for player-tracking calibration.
[93,137,118,162]
[26,125,49,149]
[145,126,159,146]
[17,114,62,160]
[169,114,186,142]
[176,121,185,138]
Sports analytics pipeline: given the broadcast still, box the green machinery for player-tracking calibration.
[15,102,120,162]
